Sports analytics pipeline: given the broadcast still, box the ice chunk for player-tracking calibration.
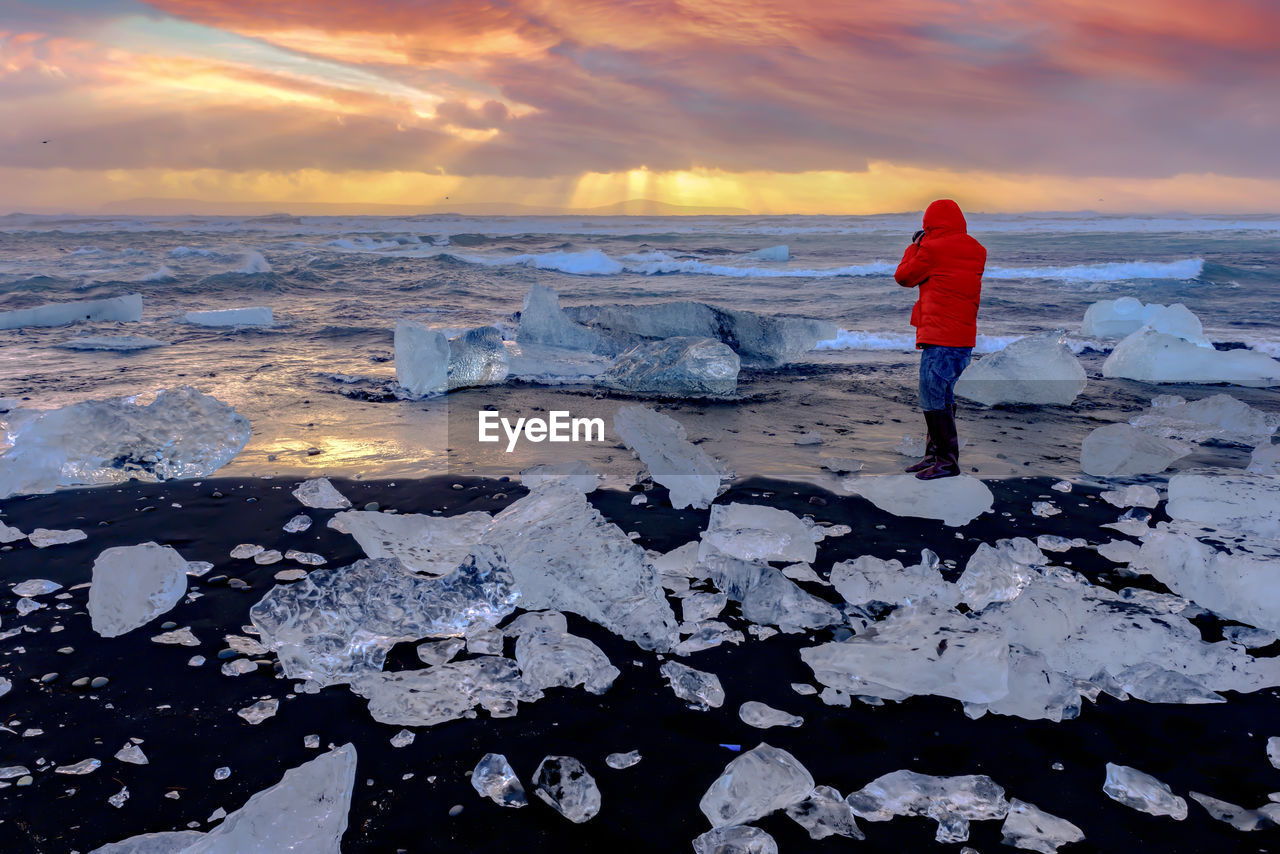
[955,539,1045,611]
[700,550,842,633]
[1000,799,1085,853]
[1102,763,1187,819]
[28,527,87,548]
[1080,296,1163,338]
[237,698,279,724]
[681,591,727,624]
[284,514,312,533]
[1222,625,1275,648]
[293,477,351,510]
[842,474,993,527]
[416,637,465,665]
[515,627,620,695]
[606,751,641,769]
[481,481,679,651]
[57,335,167,351]
[0,521,24,543]
[833,550,959,609]
[470,753,527,808]
[660,660,725,710]
[12,579,61,597]
[598,337,739,397]
[1249,442,1280,474]
[692,825,778,854]
[90,831,204,853]
[393,320,448,396]
[846,770,1009,844]
[1131,394,1278,444]
[533,756,601,823]
[89,543,188,638]
[820,456,864,474]
[614,404,723,510]
[699,503,816,564]
[1165,473,1280,539]
[700,743,815,828]
[954,330,1087,406]
[250,552,519,687]
[1079,423,1190,477]
[1269,736,1280,769]
[328,509,490,575]
[1101,485,1160,508]
[1096,539,1140,564]
[738,701,803,729]
[114,743,149,765]
[184,306,273,326]
[1144,303,1212,347]
[1189,791,1278,831]
[0,293,142,330]
[516,283,610,353]
[151,627,199,646]
[785,785,864,840]
[57,758,102,775]
[0,386,250,498]
[352,656,536,725]
[445,325,510,390]
[519,461,600,493]
[1103,329,1280,387]
[502,610,569,638]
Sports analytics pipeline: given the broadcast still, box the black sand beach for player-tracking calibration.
[2,474,1276,852]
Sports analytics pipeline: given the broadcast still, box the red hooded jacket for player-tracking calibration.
[894,199,986,348]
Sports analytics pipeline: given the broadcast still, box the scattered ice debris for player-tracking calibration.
[605,751,641,770]
[700,743,814,828]
[328,509,491,575]
[284,550,325,566]
[16,598,44,616]
[416,637,465,666]
[0,521,25,543]
[1101,485,1160,508]
[519,461,600,493]
[1031,501,1060,518]
[785,785,864,841]
[1080,296,1163,338]
[1102,763,1187,819]
[304,734,320,749]
[114,743,148,765]
[389,729,414,748]
[1103,325,1280,387]
[240,696,281,727]
[700,503,816,564]
[0,386,250,498]
[252,549,282,565]
[394,322,509,396]
[1052,480,1072,492]
[514,627,619,695]
[819,456,864,474]
[12,579,61,597]
[56,758,102,775]
[108,786,130,808]
[955,330,1087,406]
[833,550,959,610]
[0,766,31,779]
[1080,423,1190,477]
[1001,798,1085,853]
[292,477,351,509]
[185,561,213,577]
[599,336,740,396]
[251,553,519,687]
[660,661,725,710]
[1189,792,1279,831]
[28,528,87,548]
[0,293,142,330]
[692,825,778,854]
[151,627,200,646]
[481,481,679,651]
[1131,394,1278,444]
[57,335,167,351]
[352,657,535,726]
[533,756,601,823]
[225,634,268,655]
[284,514,313,533]
[88,542,188,638]
[847,770,1009,844]
[701,550,842,632]
[738,701,803,729]
[221,659,257,677]
[614,404,724,510]
[471,753,527,808]
[842,474,994,527]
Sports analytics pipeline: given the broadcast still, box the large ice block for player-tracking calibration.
[846,770,1009,844]
[0,293,142,330]
[1165,473,1280,539]
[514,627,620,695]
[328,509,492,575]
[1079,423,1190,477]
[700,743,815,828]
[1103,330,1280,386]
[184,306,273,326]
[614,404,723,510]
[954,330,1086,406]
[598,336,739,397]
[516,283,609,353]
[701,549,843,633]
[842,474,993,527]
[395,321,509,396]
[1129,394,1278,444]
[1080,297,1162,338]
[88,543,189,638]
[700,502,817,564]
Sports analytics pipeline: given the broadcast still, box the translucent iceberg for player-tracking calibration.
[614,404,723,510]
[842,474,994,527]
[692,825,778,854]
[0,293,142,330]
[955,538,1046,612]
[519,461,600,493]
[1103,330,1280,386]
[1079,423,1190,477]
[954,330,1087,406]
[738,701,803,729]
[293,477,351,509]
[1189,791,1279,831]
[395,321,509,396]
[1102,763,1187,819]
[701,549,843,633]
[533,756,601,823]
[699,503,817,564]
[660,660,725,710]
[0,386,250,498]
[1080,296,1162,338]
[250,552,519,686]
[88,543,189,638]
[700,743,815,828]
[352,656,535,725]
[1165,473,1280,539]
[1130,394,1278,444]
[514,627,620,695]
[184,306,273,326]
[446,325,510,390]
[832,551,959,609]
[328,509,491,575]
[1100,484,1160,509]
[846,770,1009,844]
[598,337,739,397]
[516,283,610,353]
[785,785,864,840]
[1000,799,1085,853]
[471,753,527,808]
[481,481,679,651]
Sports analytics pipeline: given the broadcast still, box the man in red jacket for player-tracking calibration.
[894,199,986,479]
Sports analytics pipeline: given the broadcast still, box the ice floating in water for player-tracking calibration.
[89,543,188,638]
[1100,485,1160,508]
[1000,799,1085,853]
[353,656,534,726]
[328,509,491,575]
[700,503,816,564]
[481,481,678,651]
[785,785,864,840]
[1080,297,1164,338]
[57,335,167,351]
[1080,423,1190,477]
[692,825,778,854]
[514,627,620,695]
[833,550,959,610]
[519,461,600,493]
[614,404,723,510]
[598,336,740,397]
[954,330,1086,406]
[394,321,509,396]
[842,474,993,527]
[738,701,803,729]
[700,549,842,633]
[0,386,250,498]
[1102,763,1187,819]
[660,660,725,710]
[0,293,142,330]
[700,743,815,828]
[1130,394,1278,445]
[471,753,527,808]
[293,477,350,510]
[846,770,1009,844]
[532,756,601,823]
[1104,329,1280,387]
[184,306,273,326]
[250,553,519,686]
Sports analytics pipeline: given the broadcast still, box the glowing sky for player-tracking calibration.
[2,0,1278,214]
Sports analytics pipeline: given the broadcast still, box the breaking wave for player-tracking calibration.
[985,258,1204,282]
[814,329,1104,355]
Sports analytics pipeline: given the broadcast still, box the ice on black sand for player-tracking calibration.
[471,753,527,808]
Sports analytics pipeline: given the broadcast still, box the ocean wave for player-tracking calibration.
[451,248,894,278]
[986,258,1204,282]
[814,329,1105,355]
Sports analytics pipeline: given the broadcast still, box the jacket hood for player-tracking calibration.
[923,199,967,233]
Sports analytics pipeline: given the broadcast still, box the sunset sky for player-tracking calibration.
[2,0,1278,214]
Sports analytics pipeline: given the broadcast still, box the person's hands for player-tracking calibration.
[912,229,926,245]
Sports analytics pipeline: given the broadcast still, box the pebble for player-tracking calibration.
[227,578,250,590]
[448,804,464,816]
[72,677,90,688]
[17,776,32,787]
[364,502,379,511]
[451,483,463,490]
[161,621,177,630]
[40,672,58,684]
[216,648,238,660]
[56,647,74,655]
[212,491,224,499]
[90,676,109,689]
[306,447,321,456]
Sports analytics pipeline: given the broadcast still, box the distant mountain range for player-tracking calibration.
[74,197,752,217]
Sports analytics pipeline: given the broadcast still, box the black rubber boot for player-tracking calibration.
[916,408,960,479]
[904,410,942,473]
